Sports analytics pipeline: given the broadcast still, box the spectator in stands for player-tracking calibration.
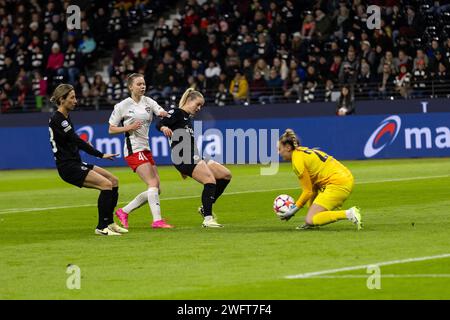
[356,60,376,98]
[107,74,125,105]
[260,68,283,104]
[249,70,268,104]
[75,74,91,108]
[324,79,336,102]
[412,59,430,98]
[90,74,108,108]
[254,58,271,81]
[229,69,249,105]
[413,49,429,71]
[336,86,354,116]
[394,64,412,99]
[378,51,398,75]
[46,42,64,83]
[361,40,376,68]
[315,9,332,42]
[149,62,172,100]
[112,39,134,76]
[215,83,230,106]
[434,62,450,97]
[377,63,396,99]
[63,44,82,85]
[301,11,316,41]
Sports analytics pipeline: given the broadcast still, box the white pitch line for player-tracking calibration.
[285,253,450,279]
[298,274,450,279]
[0,174,449,215]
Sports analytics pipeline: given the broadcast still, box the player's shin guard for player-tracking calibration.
[97,190,114,229]
[214,179,230,203]
[312,210,347,226]
[201,183,216,217]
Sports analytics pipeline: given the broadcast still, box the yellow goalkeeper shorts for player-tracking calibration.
[313,179,354,211]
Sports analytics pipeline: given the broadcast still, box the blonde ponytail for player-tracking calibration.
[279,128,301,149]
[179,88,204,108]
[50,84,74,106]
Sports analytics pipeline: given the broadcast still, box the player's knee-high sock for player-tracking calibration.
[97,190,113,229]
[312,210,347,226]
[147,187,162,222]
[122,191,148,214]
[202,183,216,217]
[112,186,119,209]
[213,179,230,203]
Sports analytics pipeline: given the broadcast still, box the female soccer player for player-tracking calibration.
[109,73,173,229]
[156,88,232,228]
[48,84,127,236]
[277,129,362,230]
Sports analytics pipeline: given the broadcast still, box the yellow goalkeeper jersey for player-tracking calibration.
[291,147,353,188]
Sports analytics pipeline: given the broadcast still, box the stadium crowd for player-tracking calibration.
[1,0,450,113]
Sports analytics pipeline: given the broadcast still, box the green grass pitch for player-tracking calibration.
[1,158,450,299]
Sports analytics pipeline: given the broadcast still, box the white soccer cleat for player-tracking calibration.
[198,206,216,219]
[202,217,224,228]
[108,222,129,234]
[95,227,121,236]
[347,206,362,230]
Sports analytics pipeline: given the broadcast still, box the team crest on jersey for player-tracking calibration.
[61,120,69,127]
[145,107,151,113]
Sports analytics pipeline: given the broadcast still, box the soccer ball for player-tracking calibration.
[273,194,295,215]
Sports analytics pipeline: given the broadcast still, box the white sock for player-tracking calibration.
[147,187,162,222]
[204,215,213,222]
[123,191,148,214]
[345,208,353,220]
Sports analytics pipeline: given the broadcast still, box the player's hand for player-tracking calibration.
[127,121,142,131]
[103,153,119,160]
[278,205,299,221]
[161,126,173,137]
[159,110,169,117]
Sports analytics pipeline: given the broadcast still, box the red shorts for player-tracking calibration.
[125,150,155,172]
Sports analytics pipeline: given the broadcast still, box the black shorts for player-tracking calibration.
[173,154,203,177]
[57,161,94,188]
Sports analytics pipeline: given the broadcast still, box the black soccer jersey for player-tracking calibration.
[49,111,104,165]
[156,108,198,157]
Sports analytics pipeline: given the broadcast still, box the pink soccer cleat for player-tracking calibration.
[151,219,174,229]
[115,208,129,229]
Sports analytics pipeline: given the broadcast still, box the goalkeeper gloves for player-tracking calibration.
[278,205,299,221]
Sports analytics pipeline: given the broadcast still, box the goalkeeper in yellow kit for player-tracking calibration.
[277,129,362,230]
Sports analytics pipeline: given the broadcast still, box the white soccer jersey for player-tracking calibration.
[109,96,164,157]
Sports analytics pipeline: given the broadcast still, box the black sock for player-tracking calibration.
[97,190,113,229]
[201,183,216,217]
[214,179,230,203]
[112,186,119,209]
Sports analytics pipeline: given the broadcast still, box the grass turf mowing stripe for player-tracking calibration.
[1,173,448,215]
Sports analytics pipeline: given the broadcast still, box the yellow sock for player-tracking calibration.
[312,210,347,226]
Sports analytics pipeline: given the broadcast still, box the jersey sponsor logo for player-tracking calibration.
[364,115,401,158]
[64,125,72,132]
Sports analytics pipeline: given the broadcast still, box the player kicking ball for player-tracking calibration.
[277,129,362,230]
[157,88,232,228]
[48,84,127,236]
